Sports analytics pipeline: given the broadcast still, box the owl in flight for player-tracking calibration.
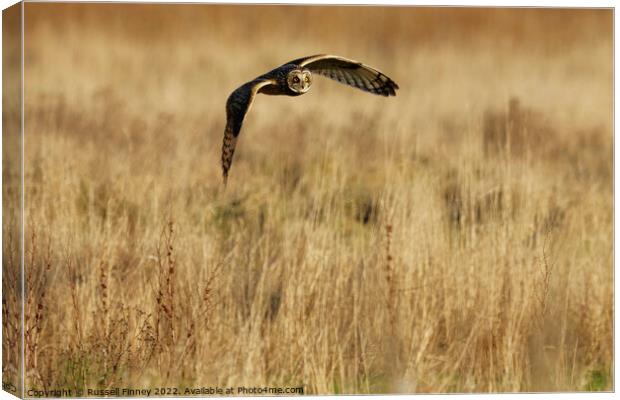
[221,54,399,184]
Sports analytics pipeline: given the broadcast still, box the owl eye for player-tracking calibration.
[304,76,310,82]
[293,77,300,83]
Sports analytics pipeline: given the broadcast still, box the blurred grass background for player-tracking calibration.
[2,4,612,394]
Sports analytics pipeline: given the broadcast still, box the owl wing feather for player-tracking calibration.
[289,54,399,97]
[222,79,276,185]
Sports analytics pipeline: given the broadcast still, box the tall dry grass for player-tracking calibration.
[2,4,612,394]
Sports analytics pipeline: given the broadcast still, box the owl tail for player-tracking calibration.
[221,126,237,186]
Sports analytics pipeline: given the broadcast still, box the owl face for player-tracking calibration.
[287,69,312,94]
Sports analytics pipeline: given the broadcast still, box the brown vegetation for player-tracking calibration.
[2,4,612,394]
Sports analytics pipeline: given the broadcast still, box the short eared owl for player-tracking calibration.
[221,54,399,183]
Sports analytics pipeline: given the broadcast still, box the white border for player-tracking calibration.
[3,0,618,6]
[0,2,615,400]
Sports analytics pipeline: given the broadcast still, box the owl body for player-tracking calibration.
[221,54,399,184]
[233,64,309,99]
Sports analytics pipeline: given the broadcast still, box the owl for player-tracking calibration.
[221,54,399,184]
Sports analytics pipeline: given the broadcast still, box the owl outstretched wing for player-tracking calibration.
[289,54,398,97]
[222,79,276,185]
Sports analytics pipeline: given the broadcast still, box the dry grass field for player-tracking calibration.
[2,4,613,394]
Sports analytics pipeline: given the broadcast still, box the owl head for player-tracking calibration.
[287,69,312,94]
